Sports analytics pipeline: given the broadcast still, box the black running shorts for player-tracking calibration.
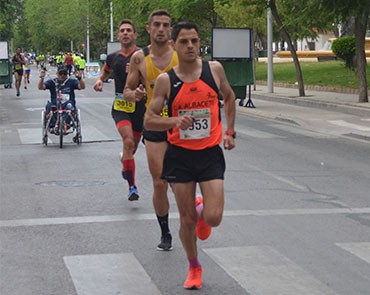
[161,144,225,183]
[143,129,167,142]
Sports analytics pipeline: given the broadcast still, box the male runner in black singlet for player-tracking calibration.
[94,19,145,201]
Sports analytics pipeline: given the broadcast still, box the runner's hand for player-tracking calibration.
[176,115,193,130]
[93,79,103,91]
[135,84,146,101]
[39,69,46,78]
[223,135,235,150]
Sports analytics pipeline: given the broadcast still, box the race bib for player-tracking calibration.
[15,64,21,70]
[178,108,211,139]
[113,93,136,113]
[160,106,169,118]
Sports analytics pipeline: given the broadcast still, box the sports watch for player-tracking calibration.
[225,130,236,138]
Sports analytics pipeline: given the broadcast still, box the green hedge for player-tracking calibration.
[332,36,356,69]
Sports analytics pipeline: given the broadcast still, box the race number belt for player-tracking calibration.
[178,108,211,139]
[113,93,136,113]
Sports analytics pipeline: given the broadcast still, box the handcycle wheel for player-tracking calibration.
[73,109,82,144]
[41,110,48,146]
[58,115,63,148]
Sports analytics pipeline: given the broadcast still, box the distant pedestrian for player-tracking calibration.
[23,50,31,89]
[12,47,25,96]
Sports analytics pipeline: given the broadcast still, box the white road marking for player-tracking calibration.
[270,123,337,138]
[64,253,161,295]
[17,126,114,145]
[236,126,284,138]
[18,128,42,144]
[1,207,370,228]
[247,164,350,208]
[204,246,336,295]
[25,107,45,111]
[248,164,308,191]
[78,125,113,142]
[336,242,370,263]
[328,120,370,131]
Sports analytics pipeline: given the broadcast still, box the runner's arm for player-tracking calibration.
[93,65,111,92]
[38,70,46,90]
[144,73,193,131]
[123,51,145,102]
[77,76,85,90]
[211,61,236,149]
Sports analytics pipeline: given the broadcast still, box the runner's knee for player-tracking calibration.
[203,210,223,227]
[123,136,135,151]
[180,213,197,230]
[153,178,167,193]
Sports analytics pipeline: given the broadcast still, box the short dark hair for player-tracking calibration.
[119,19,136,33]
[57,66,68,75]
[148,9,171,24]
[171,21,199,41]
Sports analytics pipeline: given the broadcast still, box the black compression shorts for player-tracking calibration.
[111,107,145,133]
[161,144,225,183]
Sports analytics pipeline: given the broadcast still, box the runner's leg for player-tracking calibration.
[172,182,198,258]
[145,140,169,216]
[198,179,224,227]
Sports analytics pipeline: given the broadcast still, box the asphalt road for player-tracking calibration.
[1,65,370,295]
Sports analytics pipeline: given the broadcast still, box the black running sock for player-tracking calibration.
[157,214,170,236]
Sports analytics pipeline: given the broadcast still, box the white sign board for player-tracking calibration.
[107,42,120,55]
[211,28,252,59]
[0,42,9,59]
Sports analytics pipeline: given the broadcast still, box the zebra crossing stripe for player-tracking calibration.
[2,208,370,228]
[17,126,114,145]
[204,246,336,295]
[63,253,161,295]
[336,242,370,263]
[18,128,42,145]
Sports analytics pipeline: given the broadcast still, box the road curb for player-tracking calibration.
[250,93,370,117]
[256,80,361,95]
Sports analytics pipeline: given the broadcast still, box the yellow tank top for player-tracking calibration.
[144,48,178,110]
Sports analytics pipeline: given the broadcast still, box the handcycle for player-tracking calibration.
[42,88,82,148]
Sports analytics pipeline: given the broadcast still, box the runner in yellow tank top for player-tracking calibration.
[144,48,178,112]
[124,9,177,251]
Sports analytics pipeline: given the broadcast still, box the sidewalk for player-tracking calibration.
[245,84,370,116]
[235,84,370,141]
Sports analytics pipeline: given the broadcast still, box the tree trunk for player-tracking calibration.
[354,9,369,103]
[269,0,305,96]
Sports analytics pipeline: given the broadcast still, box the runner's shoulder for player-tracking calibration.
[131,50,145,66]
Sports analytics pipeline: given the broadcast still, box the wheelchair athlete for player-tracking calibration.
[38,67,85,130]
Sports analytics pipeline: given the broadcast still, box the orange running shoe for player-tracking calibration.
[195,197,211,240]
[183,266,202,289]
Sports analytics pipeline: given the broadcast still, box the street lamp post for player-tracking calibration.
[110,1,114,42]
[86,13,90,62]
[267,1,274,93]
